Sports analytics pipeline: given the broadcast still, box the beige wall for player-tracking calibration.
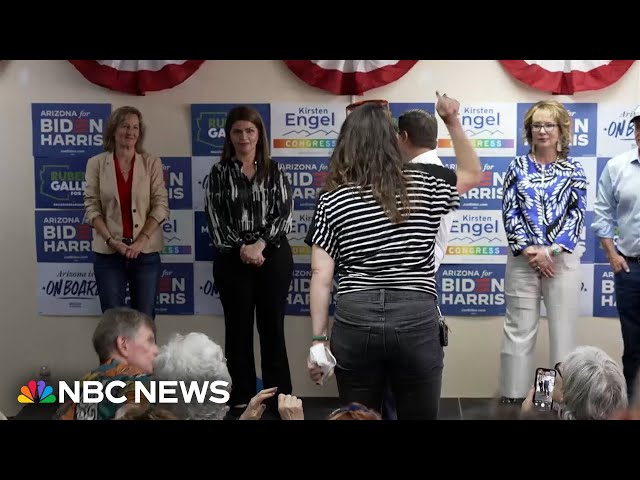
[1,60,636,416]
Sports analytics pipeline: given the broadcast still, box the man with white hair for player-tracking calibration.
[592,105,640,398]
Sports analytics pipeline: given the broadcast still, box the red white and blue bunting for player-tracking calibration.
[68,60,206,95]
[283,60,419,95]
[499,60,635,95]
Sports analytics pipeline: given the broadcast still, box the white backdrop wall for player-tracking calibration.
[0,60,637,416]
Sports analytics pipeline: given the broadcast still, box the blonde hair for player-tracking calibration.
[104,106,146,154]
[523,100,572,159]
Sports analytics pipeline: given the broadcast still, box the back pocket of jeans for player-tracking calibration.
[330,321,371,372]
[394,320,442,372]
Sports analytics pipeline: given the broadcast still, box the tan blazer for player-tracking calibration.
[84,151,170,254]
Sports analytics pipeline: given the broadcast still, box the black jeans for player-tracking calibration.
[615,260,640,399]
[331,289,444,420]
[213,236,293,407]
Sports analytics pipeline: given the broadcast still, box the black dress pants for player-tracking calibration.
[213,236,294,408]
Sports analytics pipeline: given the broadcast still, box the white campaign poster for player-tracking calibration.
[193,261,224,315]
[596,104,638,158]
[191,156,219,211]
[288,209,314,263]
[442,210,508,265]
[160,210,194,263]
[38,263,101,316]
[437,103,517,157]
[271,103,346,157]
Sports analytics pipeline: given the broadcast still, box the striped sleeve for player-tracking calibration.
[311,193,338,259]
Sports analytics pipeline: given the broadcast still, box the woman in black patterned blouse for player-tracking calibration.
[205,106,294,417]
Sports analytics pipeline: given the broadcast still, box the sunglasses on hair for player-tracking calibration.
[554,362,563,378]
[346,99,390,115]
[329,403,372,417]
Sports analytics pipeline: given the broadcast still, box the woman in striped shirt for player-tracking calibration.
[308,94,478,419]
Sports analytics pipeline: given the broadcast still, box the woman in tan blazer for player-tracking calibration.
[84,106,169,320]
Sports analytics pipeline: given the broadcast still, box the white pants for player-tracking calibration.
[500,250,582,398]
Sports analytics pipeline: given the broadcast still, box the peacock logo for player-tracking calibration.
[18,380,57,404]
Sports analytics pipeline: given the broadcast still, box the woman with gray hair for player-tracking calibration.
[522,345,627,420]
[556,346,627,420]
[153,332,281,420]
[153,332,233,420]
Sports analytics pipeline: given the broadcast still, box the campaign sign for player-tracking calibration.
[155,263,194,315]
[286,263,337,316]
[437,264,506,316]
[441,157,509,210]
[592,264,618,318]
[278,157,327,210]
[191,157,219,211]
[194,211,216,262]
[191,104,270,156]
[193,261,224,315]
[34,157,88,209]
[288,209,315,263]
[438,103,517,157]
[271,103,345,157]
[596,104,638,158]
[162,157,192,210]
[442,210,508,264]
[35,210,93,263]
[32,103,110,157]
[37,263,101,316]
[160,210,194,263]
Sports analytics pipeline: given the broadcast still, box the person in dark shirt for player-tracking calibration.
[205,106,294,416]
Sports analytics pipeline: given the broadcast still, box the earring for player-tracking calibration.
[556,141,562,153]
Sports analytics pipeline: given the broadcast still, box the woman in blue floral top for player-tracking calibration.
[499,100,587,403]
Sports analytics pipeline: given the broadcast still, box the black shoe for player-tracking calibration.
[500,396,521,405]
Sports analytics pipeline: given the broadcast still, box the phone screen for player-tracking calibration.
[533,368,556,411]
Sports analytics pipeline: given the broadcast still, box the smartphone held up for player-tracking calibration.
[533,368,556,411]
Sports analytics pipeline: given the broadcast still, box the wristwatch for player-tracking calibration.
[550,244,562,257]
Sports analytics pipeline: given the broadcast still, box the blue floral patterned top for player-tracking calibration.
[502,154,587,256]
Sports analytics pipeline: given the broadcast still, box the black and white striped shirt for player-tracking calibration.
[311,164,459,297]
[205,158,292,251]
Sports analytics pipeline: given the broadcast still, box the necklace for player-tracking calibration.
[119,161,132,176]
[531,154,559,179]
